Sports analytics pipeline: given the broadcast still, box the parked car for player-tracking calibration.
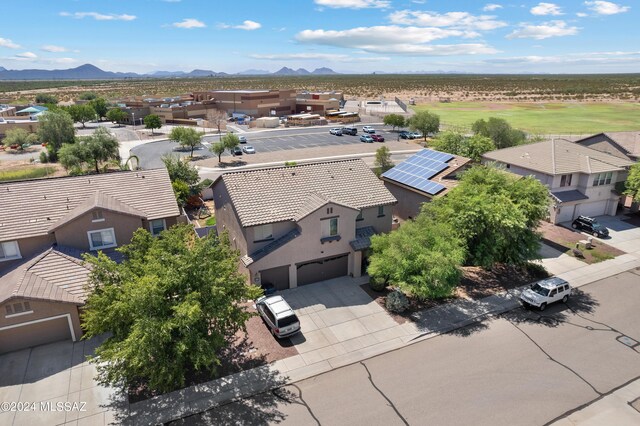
[238,136,247,144]
[371,134,385,142]
[341,127,358,135]
[232,146,243,156]
[571,215,609,237]
[360,134,374,143]
[520,277,571,311]
[410,132,422,139]
[256,295,301,338]
[399,131,412,139]
[329,128,343,136]
[362,126,376,134]
[242,145,256,154]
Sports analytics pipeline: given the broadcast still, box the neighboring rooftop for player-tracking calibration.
[0,248,91,305]
[574,132,640,160]
[483,139,634,175]
[0,169,180,242]
[216,159,397,227]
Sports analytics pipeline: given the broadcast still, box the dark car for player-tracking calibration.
[371,134,385,142]
[232,146,243,156]
[341,127,358,135]
[571,215,609,237]
[399,131,412,139]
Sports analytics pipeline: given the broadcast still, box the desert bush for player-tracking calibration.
[386,290,409,313]
[369,276,387,292]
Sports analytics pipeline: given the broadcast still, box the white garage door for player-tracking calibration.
[577,201,608,218]
[556,205,575,223]
[0,316,73,354]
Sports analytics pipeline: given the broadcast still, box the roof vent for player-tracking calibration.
[43,195,46,199]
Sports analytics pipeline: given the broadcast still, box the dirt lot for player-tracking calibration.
[538,221,625,264]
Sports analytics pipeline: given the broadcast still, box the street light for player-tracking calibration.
[132,112,135,131]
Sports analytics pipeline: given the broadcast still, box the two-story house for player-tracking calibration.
[0,169,182,353]
[211,159,397,290]
[482,139,635,224]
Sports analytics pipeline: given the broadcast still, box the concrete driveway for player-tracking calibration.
[0,336,126,426]
[278,276,417,371]
[590,215,640,254]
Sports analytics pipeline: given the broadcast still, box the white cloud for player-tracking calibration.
[530,3,563,16]
[172,18,206,29]
[219,20,261,30]
[13,51,37,60]
[295,26,498,55]
[584,1,629,15]
[0,38,20,49]
[249,52,390,61]
[483,4,503,12]
[486,50,640,66]
[52,57,78,64]
[313,0,390,9]
[576,12,588,17]
[389,10,507,31]
[507,21,579,39]
[41,45,68,53]
[59,12,136,21]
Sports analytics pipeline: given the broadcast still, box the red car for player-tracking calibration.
[371,134,385,142]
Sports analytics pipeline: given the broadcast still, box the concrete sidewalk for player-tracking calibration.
[126,250,640,425]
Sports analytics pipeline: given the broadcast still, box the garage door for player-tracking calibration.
[0,316,72,354]
[259,265,290,290]
[297,253,349,286]
[556,205,576,223]
[577,201,608,218]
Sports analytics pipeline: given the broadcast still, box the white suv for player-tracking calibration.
[256,295,301,338]
[520,277,571,311]
[362,126,375,134]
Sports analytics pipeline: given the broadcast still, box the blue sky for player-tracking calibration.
[1,0,637,73]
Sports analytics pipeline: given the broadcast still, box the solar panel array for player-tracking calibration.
[381,149,454,195]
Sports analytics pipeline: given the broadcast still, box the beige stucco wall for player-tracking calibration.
[212,182,248,254]
[0,297,82,342]
[0,234,55,273]
[53,210,143,252]
[383,182,429,220]
[246,221,297,255]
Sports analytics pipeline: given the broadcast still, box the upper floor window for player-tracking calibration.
[322,218,338,237]
[356,210,364,221]
[560,174,572,187]
[91,210,104,222]
[149,219,166,236]
[254,224,273,242]
[0,241,21,262]
[378,206,385,217]
[88,228,117,251]
[326,207,333,214]
[593,172,612,187]
[5,301,32,318]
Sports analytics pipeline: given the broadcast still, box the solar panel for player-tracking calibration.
[381,148,453,195]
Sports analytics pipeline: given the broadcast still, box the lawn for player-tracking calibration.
[0,166,57,182]
[414,102,640,134]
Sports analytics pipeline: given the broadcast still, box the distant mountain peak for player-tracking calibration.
[312,67,338,75]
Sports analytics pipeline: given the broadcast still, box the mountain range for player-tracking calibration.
[0,64,339,80]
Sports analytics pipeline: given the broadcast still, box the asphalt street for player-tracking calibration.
[171,270,640,426]
[131,124,397,169]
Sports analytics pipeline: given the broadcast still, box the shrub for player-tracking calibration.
[523,262,549,279]
[284,161,297,167]
[369,276,387,292]
[39,151,49,163]
[386,289,409,313]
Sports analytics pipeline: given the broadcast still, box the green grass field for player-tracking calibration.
[414,102,640,134]
[0,166,56,182]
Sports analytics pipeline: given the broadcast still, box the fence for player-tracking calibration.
[395,97,408,112]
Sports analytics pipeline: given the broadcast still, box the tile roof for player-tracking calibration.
[350,226,376,251]
[216,159,397,227]
[0,169,180,243]
[574,132,640,159]
[0,248,91,305]
[550,190,590,203]
[483,139,634,175]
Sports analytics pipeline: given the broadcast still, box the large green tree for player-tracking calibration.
[383,114,406,131]
[374,146,394,177]
[368,216,465,301]
[221,133,240,156]
[472,117,526,149]
[624,163,640,201]
[169,126,203,158]
[144,114,162,135]
[35,93,58,104]
[2,128,38,150]
[209,141,226,162]
[89,98,109,120]
[161,154,200,187]
[58,127,120,173]
[36,109,76,160]
[81,225,262,394]
[106,108,127,125]
[408,111,440,141]
[424,165,549,267]
[66,104,96,128]
[431,131,495,162]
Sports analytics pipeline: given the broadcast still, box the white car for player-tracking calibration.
[329,128,343,135]
[256,295,301,338]
[238,136,247,143]
[520,277,571,311]
[362,126,375,134]
[242,145,256,154]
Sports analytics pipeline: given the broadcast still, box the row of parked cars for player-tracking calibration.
[399,131,423,139]
[329,126,384,142]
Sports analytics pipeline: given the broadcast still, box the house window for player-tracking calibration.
[593,172,613,186]
[254,224,273,241]
[0,241,21,262]
[5,301,33,318]
[327,207,333,214]
[560,174,572,187]
[149,219,166,236]
[87,228,117,250]
[356,210,364,221]
[5,305,12,315]
[91,210,104,222]
[322,218,338,237]
[377,206,385,217]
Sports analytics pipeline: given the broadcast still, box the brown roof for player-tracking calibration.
[483,139,634,175]
[215,159,397,227]
[0,248,91,305]
[0,169,180,243]
[574,132,640,159]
